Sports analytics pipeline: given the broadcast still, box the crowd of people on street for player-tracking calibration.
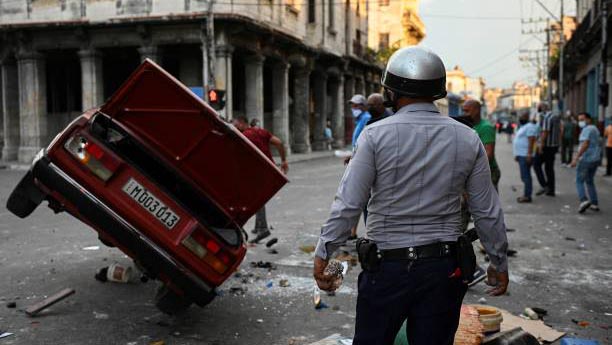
[511,103,610,214]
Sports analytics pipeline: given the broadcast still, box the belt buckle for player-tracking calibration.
[407,247,417,260]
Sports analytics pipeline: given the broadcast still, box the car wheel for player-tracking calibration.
[6,172,40,218]
[154,284,194,315]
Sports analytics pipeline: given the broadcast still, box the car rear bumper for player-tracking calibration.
[17,151,215,305]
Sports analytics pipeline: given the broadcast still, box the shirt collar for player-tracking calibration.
[396,102,439,114]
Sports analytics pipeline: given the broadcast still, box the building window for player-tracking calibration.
[379,33,389,50]
[308,0,316,23]
[380,0,390,6]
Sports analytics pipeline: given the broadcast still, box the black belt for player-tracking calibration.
[381,242,456,261]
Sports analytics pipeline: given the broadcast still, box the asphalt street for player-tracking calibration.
[0,136,610,345]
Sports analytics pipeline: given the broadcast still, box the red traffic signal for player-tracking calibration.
[207,89,226,110]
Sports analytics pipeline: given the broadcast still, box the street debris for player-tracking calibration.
[474,305,503,333]
[523,308,539,320]
[307,333,352,345]
[335,251,359,266]
[256,319,264,323]
[93,311,109,320]
[82,246,100,251]
[455,305,485,345]
[267,249,279,255]
[483,327,539,345]
[299,245,316,254]
[506,249,517,257]
[25,288,75,317]
[6,301,16,308]
[499,308,565,343]
[565,237,577,241]
[149,341,165,345]
[559,338,600,345]
[571,319,590,327]
[0,332,13,339]
[265,238,278,248]
[279,279,290,287]
[266,281,273,288]
[250,261,276,269]
[229,287,247,295]
[95,263,139,283]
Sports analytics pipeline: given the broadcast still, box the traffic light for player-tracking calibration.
[600,83,609,107]
[208,89,226,110]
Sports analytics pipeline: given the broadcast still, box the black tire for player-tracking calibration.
[6,172,41,218]
[154,285,194,315]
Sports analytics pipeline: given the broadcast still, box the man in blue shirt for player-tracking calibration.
[349,94,372,148]
[513,113,539,203]
[571,112,602,213]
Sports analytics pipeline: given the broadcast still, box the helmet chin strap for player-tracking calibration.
[383,89,398,112]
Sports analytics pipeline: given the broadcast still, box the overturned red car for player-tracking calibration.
[6,59,288,314]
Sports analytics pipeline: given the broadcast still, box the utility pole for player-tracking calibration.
[547,18,553,107]
[202,0,216,101]
[601,1,609,124]
[559,0,565,113]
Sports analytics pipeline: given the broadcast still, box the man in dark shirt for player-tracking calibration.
[366,93,392,125]
[232,116,288,243]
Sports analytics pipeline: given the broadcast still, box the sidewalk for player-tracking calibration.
[0,148,339,171]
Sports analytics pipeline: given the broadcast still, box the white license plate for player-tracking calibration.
[122,178,180,229]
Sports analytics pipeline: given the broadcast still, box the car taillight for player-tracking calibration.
[181,231,232,274]
[64,135,120,181]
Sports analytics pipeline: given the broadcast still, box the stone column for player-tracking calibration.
[330,75,345,149]
[354,76,365,95]
[272,60,290,154]
[1,58,19,161]
[292,67,311,153]
[78,48,104,111]
[138,45,159,63]
[311,70,328,151]
[215,45,234,119]
[244,54,265,125]
[607,64,612,120]
[344,75,355,146]
[17,51,47,163]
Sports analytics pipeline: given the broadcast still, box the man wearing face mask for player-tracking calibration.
[571,112,602,213]
[314,47,508,345]
[349,95,372,149]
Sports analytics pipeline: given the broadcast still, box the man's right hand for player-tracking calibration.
[343,157,351,165]
[485,265,509,296]
[526,155,532,165]
[313,256,336,292]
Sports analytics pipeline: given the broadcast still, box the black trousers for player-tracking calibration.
[532,153,547,189]
[542,146,558,193]
[607,147,612,176]
[560,138,574,164]
[353,257,468,345]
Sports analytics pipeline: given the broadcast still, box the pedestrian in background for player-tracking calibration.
[463,99,501,191]
[571,112,601,213]
[232,116,289,242]
[604,120,612,177]
[561,110,576,166]
[346,94,371,239]
[324,120,333,150]
[314,47,508,345]
[366,93,392,125]
[349,95,372,149]
[534,103,560,196]
[513,113,538,203]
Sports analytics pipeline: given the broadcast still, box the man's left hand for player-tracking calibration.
[313,256,335,292]
[485,265,509,296]
[280,161,289,174]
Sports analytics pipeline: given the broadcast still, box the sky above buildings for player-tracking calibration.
[419,0,575,89]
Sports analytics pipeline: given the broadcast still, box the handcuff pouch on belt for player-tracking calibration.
[457,228,478,284]
[356,238,381,272]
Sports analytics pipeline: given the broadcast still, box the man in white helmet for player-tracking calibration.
[313,47,509,345]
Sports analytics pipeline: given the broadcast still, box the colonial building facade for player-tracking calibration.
[0,0,383,163]
[367,0,425,52]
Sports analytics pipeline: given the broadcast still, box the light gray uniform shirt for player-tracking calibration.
[315,102,509,272]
